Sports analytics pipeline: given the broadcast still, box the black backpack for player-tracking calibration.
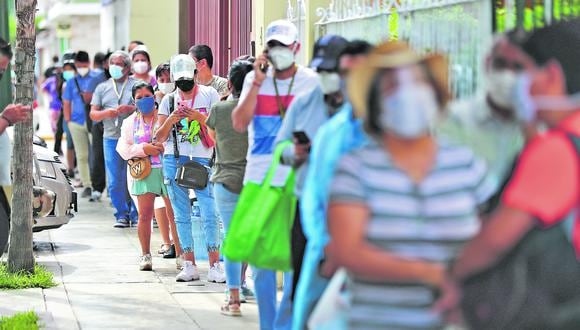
[462,134,580,330]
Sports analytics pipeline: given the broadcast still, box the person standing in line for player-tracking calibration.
[155,54,225,283]
[90,51,138,228]
[206,60,254,316]
[62,51,100,198]
[274,34,349,301]
[117,81,171,271]
[131,49,157,87]
[59,52,77,179]
[291,40,372,330]
[189,45,229,98]
[41,65,62,135]
[232,19,320,330]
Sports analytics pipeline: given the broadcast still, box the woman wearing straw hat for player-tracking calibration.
[326,42,495,329]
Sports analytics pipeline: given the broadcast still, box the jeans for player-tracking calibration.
[214,183,242,289]
[90,122,106,193]
[163,155,220,254]
[103,138,137,221]
[253,269,293,330]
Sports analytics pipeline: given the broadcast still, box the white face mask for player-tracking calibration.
[318,72,341,95]
[512,73,580,123]
[380,77,439,139]
[157,82,175,95]
[269,46,295,71]
[486,69,518,109]
[77,67,89,77]
[133,61,149,74]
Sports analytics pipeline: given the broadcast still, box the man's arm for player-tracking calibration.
[63,100,72,122]
[232,55,267,133]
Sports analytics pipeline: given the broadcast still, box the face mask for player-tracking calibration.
[77,67,89,77]
[512,73,580,123]
[63,70,75,81]
[109,65,124,80]
[380,83,439,139]
[133,61,149,74]
[136,96,155,115]
[158,82,175,95]
[268,46,295,71]
[319,72,341,95]
[176,79,195,92]
[486,70,518,109]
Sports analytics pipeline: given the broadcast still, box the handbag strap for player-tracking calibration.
[168,93,180,159]
[261,141,295,189]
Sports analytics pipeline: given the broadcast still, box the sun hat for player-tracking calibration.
[347,41,450,120]
[266,20,298,46]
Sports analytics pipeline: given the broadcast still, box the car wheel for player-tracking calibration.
[0,201,9,258]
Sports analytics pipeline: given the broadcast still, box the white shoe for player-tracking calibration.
[208,262,226,283]
[89,190,102,202]
[139,254,152,271]
[176,261,200,282]
[176,255,184,270]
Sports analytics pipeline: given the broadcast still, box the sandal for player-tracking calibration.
[158,243,171,255]
[221,300,242,317]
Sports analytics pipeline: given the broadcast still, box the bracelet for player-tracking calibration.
[0,113,13,126]
[252,80,262,88]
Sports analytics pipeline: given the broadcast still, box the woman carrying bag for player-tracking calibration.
[117,81,175,271]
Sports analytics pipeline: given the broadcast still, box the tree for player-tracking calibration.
[8,0,36,273]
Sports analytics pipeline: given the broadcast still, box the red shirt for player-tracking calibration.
[503,112,580,254]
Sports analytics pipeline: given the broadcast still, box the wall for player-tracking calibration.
[129,0,179,66]
[100,0,130,52]
[251,0,286,55]
[69,15,101,55]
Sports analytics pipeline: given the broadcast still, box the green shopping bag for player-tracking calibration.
[223,141,296,271]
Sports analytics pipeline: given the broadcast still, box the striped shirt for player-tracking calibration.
[330,140,494,330]
[239,66,320,186]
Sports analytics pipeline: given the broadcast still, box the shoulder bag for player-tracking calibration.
[73,77,93,132]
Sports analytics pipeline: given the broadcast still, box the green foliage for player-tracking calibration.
[0,311,40,330]
[0,263,56,290]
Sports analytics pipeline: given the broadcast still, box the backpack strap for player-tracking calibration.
[168,93,180,159]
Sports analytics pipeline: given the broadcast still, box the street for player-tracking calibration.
[0,197,260,329]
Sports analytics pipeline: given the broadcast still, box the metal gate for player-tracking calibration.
[314,0,493,100]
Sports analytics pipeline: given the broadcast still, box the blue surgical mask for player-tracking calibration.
[63,70,75,81]
[136,96,155,115]
[109,64,124,80]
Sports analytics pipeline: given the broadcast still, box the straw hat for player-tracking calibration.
[347,41,450,120]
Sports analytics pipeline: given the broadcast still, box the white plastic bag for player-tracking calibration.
[307,267,351,330]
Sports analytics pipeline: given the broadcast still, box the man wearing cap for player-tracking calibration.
[232,19,319,330]
[274,34,348,298]
[155,54,224,284]
[90,51,138,228]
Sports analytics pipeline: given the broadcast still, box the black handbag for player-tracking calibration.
[168,94,213,190]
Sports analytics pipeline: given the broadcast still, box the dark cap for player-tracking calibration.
[310,35,348,71]
[62,51,76,65]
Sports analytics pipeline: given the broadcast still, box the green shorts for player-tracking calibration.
[131,167,168,196]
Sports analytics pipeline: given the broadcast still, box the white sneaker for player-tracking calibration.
[176,261,200,282]
[208,262,226,283]
[89,190,102,202]
[139,254,152,271]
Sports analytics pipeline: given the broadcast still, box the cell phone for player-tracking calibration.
[293,131,310,144]
[178,101,189,112]
[261,49,269,73]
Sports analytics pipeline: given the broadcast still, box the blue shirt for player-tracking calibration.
[63,70,101,125]
[292,104,367,330]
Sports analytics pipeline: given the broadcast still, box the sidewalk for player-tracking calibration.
[0,197,260,329]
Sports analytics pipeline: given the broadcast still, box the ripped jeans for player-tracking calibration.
[162,155,220,253]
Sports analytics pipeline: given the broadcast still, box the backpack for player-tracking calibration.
[461,134,580,330]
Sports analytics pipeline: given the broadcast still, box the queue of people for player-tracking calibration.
[21,16,580,330]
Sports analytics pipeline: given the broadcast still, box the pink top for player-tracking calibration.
[116,112,162,168]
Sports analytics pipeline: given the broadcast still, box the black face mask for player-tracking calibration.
[176,79,195,92]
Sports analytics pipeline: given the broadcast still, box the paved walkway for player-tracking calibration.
[0,197,260,329]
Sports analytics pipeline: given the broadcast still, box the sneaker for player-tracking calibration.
[176,261,200,282]
[89,190,102,202]
[176,255,184,270]
[139,254,153,271]
[81,187,92,198]
[241,285,255,301]
[163,244,176,259]
[130,219,138,227]
[208,262,226,283]
[113,218,130,228]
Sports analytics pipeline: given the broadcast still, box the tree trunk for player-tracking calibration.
[7,0,37,274]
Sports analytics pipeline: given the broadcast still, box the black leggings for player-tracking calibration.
[291,202,307,301]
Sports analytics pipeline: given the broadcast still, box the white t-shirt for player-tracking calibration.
[239,65,320,186]
[158,85,220,159]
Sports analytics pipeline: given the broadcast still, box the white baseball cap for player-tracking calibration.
[170,54,196,81]
[265,20,298,46]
